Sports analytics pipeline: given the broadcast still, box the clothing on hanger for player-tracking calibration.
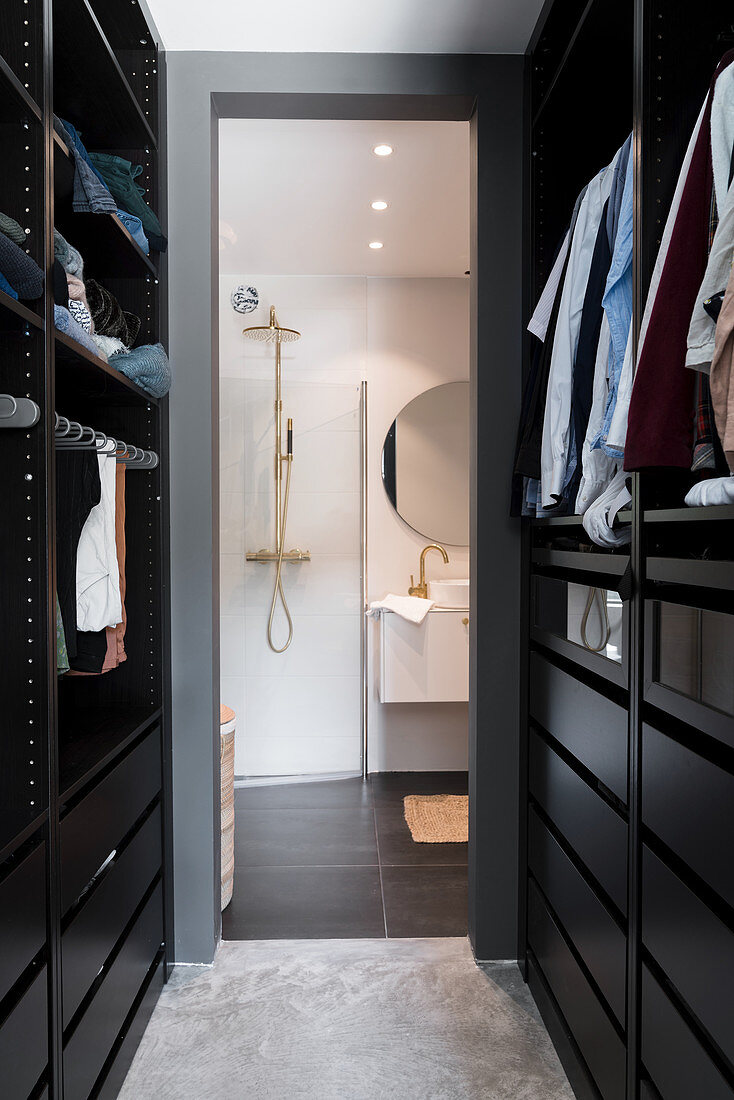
[76,447,122,633]
[56,450,101,660]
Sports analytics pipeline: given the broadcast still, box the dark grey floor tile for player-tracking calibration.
[370,771,468,805]
[375,803,468,867]
[234,778,371,811]
[222,866,385,940]
[381,866,468,938]
[233,806,378,868]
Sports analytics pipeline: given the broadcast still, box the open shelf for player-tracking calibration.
[87,0,157,51]
[646,557,734,592]
[52,0,157,151]
[532,548,631,576]
[0,288,44,330]
[0,53,42,123]
[645,505,734,524]
[55,329,157,407]
[531,510,633,528]
[58,705,162,803]
[53,131,158,277]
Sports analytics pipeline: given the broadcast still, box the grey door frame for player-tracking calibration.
[166,53,524,963]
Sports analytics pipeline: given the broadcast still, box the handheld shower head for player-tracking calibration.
[243,305,301,343]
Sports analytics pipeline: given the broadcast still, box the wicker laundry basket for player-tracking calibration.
[220,705,236,910]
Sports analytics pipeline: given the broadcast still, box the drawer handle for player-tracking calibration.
[462,617,469,626]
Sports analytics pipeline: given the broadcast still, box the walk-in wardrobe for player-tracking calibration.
[522,2,734,1098]
[0,1,170,1097]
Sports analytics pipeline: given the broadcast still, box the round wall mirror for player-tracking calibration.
[381,381,470,546]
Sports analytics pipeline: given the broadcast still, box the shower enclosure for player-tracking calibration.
[219,292,366,783]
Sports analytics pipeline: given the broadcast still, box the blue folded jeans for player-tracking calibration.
[115,209,150,255]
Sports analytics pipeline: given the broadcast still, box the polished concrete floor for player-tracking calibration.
[119,939,574,1100]
[223,772,469,940]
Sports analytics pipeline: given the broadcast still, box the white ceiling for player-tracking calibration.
[144,0,545,53]
[219,119,470,277]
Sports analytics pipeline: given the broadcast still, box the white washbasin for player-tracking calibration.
[428,579,469,609]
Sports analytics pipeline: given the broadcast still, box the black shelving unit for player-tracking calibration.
[0,1,170,1097]
[521,4,734,1099]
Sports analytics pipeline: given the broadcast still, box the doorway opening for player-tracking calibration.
[217,116,471,939]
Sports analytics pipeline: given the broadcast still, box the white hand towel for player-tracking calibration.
[368,594,435,624]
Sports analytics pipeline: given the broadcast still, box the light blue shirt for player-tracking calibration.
[592,150,634,457]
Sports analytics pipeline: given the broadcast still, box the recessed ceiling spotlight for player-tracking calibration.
[373,144,393,157]
[369,241,384,250]
[371,200,389,211]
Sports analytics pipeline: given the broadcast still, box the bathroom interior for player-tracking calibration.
[218,118,472,938]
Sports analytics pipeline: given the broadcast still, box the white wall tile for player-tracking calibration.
[220,492,246,555]
[244,554,360,616]
[244,614,360,678]
[220,554,246,615]
[220,614,246,678]
[243,491,360,557]
[244,736,361,778]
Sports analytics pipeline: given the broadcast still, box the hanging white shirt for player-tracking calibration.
[575,315,617,513]
[539,152,619,508]
[76,448,122,631]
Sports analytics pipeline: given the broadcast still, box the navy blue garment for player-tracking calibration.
[566,200,613,509]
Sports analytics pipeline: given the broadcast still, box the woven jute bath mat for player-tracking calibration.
[403,794,469,843]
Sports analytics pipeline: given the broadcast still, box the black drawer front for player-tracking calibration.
[641,965,734,1100]
[63,882,163,1100]
[95,957,165,1100]
[0,840,46,1003]
[529,731,627,913]
[0,967,48,1099]
[60,727,161,914]
[642,724,734,909]
[643,845,734,1068]
[528,880,625,1100]
[528,807,626,1025]
[63,805,162,1026]
[530,652,628,802]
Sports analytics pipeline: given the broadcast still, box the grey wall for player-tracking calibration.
[166,51,524,963]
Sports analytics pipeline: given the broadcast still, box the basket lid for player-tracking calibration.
[220,704,235,725]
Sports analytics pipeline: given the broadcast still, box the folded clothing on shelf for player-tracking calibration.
[110,342,171,397]
[54,117,117,215]
[93,334,128,359]
[54,228,84,277]
[0,233,44,299]
[86,277,141,345]
[0,271,18,299]
[0,211,27,247]
[115,209,150,255]
[90,152,167,252]
[54,304,107,360]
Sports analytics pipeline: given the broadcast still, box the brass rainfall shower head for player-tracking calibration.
[243,305,301,343]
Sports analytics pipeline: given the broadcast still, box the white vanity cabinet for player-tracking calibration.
[378,609,469,703]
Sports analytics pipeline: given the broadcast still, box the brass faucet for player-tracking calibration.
[408,544,450,599]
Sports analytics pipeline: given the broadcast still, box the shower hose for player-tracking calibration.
[580,586,611,653]
[267,456,294,653]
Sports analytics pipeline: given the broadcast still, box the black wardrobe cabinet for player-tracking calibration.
[521,3,734,1099]
[0,2,171,1098]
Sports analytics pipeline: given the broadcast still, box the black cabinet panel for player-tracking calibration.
[530,651,628,802]
[529,807,626,1024]
[642,724,734,909]
[60,728,161,914]
[643,845,734,1067]
[641,965,734,1100]
[0,967,47,1099]
[62,805,162,1025]
[0,840,46,1003]
[95,956,165,1100]
[528,880,626,1100]
[529,731,627,912]
[63,882,163,1100]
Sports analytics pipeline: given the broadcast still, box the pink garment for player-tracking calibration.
[710,261,734,472]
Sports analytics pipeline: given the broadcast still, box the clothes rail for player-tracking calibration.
[54,413,159,468]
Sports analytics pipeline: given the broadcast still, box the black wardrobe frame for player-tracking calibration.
[0,2,171,1098]
[521,4,734,1099]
